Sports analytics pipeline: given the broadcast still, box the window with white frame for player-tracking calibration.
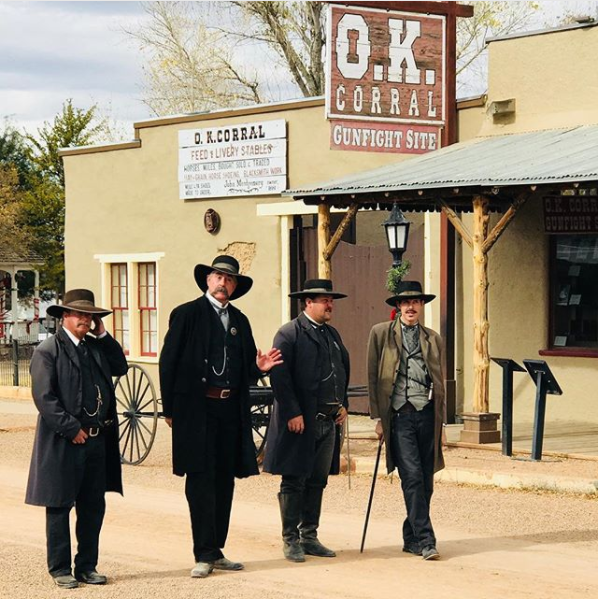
[138,262,157,356]
[110,263,129,354]
[98,253,163,360]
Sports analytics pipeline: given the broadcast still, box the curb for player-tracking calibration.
[0,386,32,401]
[348,456,598,496]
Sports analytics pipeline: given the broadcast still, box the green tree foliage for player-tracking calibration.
[0,120,35,190]
[0,164,31,257]
[26,99,104,188]
[15,100,106,294]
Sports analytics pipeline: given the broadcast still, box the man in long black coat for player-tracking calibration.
[25,289,128,589]
[263,279,350,563]
[159,255,282,579]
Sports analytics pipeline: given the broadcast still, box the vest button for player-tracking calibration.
[201,377,206,383]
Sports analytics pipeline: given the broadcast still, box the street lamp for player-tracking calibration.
[382,203,411,267]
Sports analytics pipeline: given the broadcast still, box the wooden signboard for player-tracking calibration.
[327,4,446,137]
[544,194,598,234]
[178,120,287,199]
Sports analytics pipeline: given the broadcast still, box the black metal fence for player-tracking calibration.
[0,338,39,387]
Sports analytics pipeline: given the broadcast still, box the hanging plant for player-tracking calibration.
[386,260,411,294]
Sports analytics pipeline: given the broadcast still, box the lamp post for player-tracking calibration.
[382,203,411,267]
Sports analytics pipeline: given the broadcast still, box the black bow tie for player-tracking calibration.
[218,308,228,316]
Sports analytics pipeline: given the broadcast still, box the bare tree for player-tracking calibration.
[125,2,263,116]
[125,1,540,116]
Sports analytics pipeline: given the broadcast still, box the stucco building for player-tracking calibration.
[61,21,598,436]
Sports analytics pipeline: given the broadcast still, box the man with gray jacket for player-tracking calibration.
[367,281,445,561]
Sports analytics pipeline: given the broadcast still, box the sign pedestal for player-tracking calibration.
[459,412,500,444]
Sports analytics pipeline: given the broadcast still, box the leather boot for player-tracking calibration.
[278,493,305,562]
[299,487,336,558]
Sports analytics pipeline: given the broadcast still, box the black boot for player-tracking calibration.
[299,487,336,558]
[278,493,305,562]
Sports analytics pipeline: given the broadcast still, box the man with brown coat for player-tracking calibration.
[367,281,445,561]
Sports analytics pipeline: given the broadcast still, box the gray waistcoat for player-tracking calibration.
[391,335,431,411]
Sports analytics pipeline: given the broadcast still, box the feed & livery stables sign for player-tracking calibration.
[179,120,287,199]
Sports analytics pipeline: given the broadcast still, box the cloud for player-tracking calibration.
[0,1,151,133]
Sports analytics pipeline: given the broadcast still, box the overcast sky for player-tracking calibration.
[0,1,150,138]
[1,1,597,141]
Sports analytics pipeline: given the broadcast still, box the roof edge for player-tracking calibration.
[133,97,325,131]
[59,140,141,157]
[487,20,598,44]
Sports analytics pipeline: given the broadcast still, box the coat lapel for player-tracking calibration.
[420,325,433,368]
[57,328,81,370]
[298,312,327,350]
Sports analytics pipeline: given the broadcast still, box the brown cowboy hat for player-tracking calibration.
[289,279,347,299]
[194,255,253,301]
[46,289,112,318]
[385,280,436,306]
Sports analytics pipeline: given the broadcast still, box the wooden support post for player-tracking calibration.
[472,195,490,413]
[318,203,332,279]
[482,194,528,254]
[440,201,473,249]
[325,203,358,260]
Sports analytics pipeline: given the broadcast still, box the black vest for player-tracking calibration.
[316,325,347,411]
[207,306,243,389]
[77,340,111,427]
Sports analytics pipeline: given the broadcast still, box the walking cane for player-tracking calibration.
[360,437,384,553]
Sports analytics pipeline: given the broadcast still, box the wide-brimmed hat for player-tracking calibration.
[385,280,436,306]
[289,279,347,299]
[194,255,253,301]
[47,289,112,318]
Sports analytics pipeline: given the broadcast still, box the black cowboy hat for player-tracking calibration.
[194,255,253,301]
[385,280,436,306]
[289,279,347,299]
[46,289,112,318]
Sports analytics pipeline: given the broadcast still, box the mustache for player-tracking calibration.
[215,286,230,297]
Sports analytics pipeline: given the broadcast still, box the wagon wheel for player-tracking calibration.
[114,364,158,465]
[251,378,272,462]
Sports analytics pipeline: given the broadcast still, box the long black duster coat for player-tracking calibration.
[25,329,128,507]
[263,313,350,477]
[159,295,261,478]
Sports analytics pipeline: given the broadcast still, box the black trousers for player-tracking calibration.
[185,398,240,562]
[280,419,336,495]
[46,435,107,577]
[390,406,436,548]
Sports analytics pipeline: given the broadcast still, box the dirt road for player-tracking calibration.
[1,423,597,599]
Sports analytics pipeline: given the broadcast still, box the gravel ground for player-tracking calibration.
[3,418,597,540]
[1,417,598,599]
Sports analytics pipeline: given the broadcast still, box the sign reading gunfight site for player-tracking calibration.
[327,5,445,154]
[178,120,287,199]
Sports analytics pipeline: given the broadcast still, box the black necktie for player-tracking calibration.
[78,339,88,356]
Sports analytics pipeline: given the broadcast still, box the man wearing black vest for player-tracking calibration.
[263,280,350,563]
[25,289,128,589]
[159,255,282,579]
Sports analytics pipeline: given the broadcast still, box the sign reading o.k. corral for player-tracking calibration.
[178,120,287,200]
[327,5,445,154]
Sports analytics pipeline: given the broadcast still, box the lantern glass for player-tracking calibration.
[382,204,411,266]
